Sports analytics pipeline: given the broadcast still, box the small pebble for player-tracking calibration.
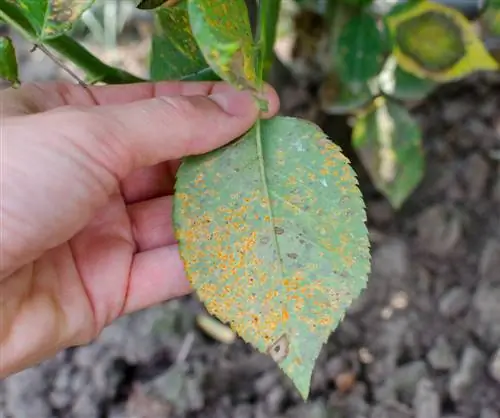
[427,335,458,371]
[449,345,486,401]
[439,287,470,318]
[413,378,441,418]
[393,361,428,403]
[335,372,356,393]
[480,408,500,418]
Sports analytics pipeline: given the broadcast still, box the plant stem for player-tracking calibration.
[0,1,145,84]
[254,0,285,279]
[255,0,282,82]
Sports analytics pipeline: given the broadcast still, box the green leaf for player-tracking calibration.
[150,4,210,80]
[338,0,374,9]
[386,1,498,81]
[352,97,424,209]
[137,0,169,9]
[335,11,390,87]
[0,36,19,85]
[7,0,95,40]
[187,0,258,91]
[319,72,374,114]
[481,0,500,36]
[174,116,370,399]
[378,57,437,102]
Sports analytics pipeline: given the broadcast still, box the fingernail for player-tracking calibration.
[209,90,257,117]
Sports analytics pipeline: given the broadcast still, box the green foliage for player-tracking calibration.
[0,36,19,85]
[1,0,498,400]
[294,0,498,207]
[335,10,389,87]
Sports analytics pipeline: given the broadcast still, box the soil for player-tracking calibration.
[1,11,500,418]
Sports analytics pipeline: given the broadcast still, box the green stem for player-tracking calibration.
[255,0,282,82]
[254,0,284,278]
[0,1,145,84]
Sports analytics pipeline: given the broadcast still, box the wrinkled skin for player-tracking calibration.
[0,80,279,376]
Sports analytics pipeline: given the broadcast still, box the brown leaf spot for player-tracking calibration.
[260,236,270,245]
[287,253,298,260]
[267,334,289,363]
[274,226,285,235]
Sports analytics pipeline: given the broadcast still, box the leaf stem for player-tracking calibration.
[0,1,145,84]
[254,0,285,278]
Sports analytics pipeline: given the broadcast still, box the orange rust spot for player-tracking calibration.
[282,308,289,321]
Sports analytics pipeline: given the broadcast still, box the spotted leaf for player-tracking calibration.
[352,97,424,209]
[5,0,95,40]
[0,36,19,85]
[378,57,437,103]
[386,1,498,81]
[187,0,258,91]
[150,3,213,81]
[174,116,371,399]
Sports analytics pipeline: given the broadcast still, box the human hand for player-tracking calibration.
[0,80,279,376]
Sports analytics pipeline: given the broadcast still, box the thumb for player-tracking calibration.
[58,87,279,178]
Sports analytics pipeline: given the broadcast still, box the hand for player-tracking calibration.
[0,80,279,377]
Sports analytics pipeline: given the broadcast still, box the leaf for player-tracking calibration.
[319,71,374,115]
[0,36,19,85]
[8,0,95,40]
[137,0,180,9]
[174,116,371,399]
[335,11,390,87]
[150,4,210,80]
[187,0,258,91]
[386,0,498,81]
[481,0,500,36]
[352,97,424,209]
[378,56,437,102]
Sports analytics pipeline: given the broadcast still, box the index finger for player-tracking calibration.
[1,80,263,116]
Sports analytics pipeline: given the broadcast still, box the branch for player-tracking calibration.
[0,1,145,84]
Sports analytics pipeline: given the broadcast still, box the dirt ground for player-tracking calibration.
[1,12,500,418]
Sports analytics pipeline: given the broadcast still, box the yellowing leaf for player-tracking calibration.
[352,97,424,209]
[8,0,95,40]
[174,117,371,399]
[150,4,212,81]
[386,1,498,81]
[187,0,257,91]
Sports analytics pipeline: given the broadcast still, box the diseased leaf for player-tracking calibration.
[335,11,390,87]
[187,0,258,91]
[386,1,498,81]
[0,36,19,85]
[378,56,437,102]
[352,97,424,209]
[7,0,95,40]
[150,4,210,80]
[174,116,370,399]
